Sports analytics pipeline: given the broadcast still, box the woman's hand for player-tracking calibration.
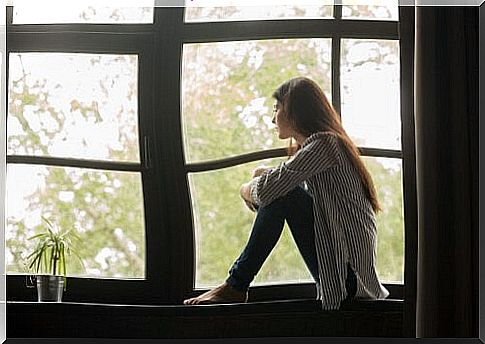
[241,168,269,212]
[252,166,271,178]
[244,200,257,212]
[240,181,258,212]
[239,182,252,203]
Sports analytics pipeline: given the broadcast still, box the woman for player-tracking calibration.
[183,76,389,309]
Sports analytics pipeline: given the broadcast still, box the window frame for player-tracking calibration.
[5,12,172,304]
[172,6,407,300]
[5,5,416,307]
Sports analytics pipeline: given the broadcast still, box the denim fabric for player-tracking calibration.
[226,186,357,300]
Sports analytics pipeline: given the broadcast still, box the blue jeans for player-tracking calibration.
[226,186,357,300]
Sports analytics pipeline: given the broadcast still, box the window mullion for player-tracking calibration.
[332,35,342,117]
[6,155,144,172]
[180,19,398,43]
[185,148,288,173]
[153,7,195,303]
[7,31,152,54]
[334,2,343,20]
[136,36,170,303]
[359,148,402,159]
[6,6,13,25]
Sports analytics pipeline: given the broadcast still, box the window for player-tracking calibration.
[6,3,412,304]
[181,3,405,292]
[181,39,332,163]
[12,0,154,24]
[184,3,334,22]
[342,2,398,21]
[6,7,160,303]
[6,52,146,280]
[340,39,404,283]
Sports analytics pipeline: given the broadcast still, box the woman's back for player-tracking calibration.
[303,132,389,308]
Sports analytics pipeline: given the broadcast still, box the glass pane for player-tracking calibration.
[363,157,404,284]
[8,53,140,162]
[342,2,398,21]
[13,0,154,24]
[340,39,400,150]
[184,2,333,22]
[6,164,146,278]
[189,158,313,288]
[182,38,332,163]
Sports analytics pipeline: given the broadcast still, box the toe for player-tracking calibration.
[183,298,194,305]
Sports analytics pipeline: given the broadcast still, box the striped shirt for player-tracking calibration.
[249,131,389,310]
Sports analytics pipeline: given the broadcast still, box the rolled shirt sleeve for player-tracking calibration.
[251,132,341,208]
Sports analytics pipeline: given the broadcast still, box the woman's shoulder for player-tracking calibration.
[302,131,340,148]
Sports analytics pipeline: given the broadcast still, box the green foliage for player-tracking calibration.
[26,217,84,289]
[364,158,404,283]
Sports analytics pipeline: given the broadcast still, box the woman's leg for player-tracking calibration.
[225,194,289,292]
[183,186,317,305]
[226,186,319,292]
[283,187,321,293]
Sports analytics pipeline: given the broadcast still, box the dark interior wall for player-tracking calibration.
[7,300,403,339]
[414,6,479,338]
[479,3,484,342]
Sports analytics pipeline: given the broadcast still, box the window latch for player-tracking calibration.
[143,136,152,170]
[25,275,36,288]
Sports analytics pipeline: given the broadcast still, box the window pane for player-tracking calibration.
[363,157,404,284]
[340,39,400,150]
[182,39,332,163]
[13,0,154,24]
[8,53,140,162]
[6,164,146,278]
[189,158,313,289]
[342,2,398,21]
[184,2,333,22]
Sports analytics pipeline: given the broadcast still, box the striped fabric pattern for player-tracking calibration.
[250,131,390,310]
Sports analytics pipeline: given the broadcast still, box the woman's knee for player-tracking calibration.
[257,196,287,214]
[257,187,311,219]
[268,187,309,206]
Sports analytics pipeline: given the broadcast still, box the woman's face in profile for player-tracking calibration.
[272,101,293,140]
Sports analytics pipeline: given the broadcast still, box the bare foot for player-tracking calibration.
[183,282,248,305]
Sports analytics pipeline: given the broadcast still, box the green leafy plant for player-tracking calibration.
[26,216,84,288]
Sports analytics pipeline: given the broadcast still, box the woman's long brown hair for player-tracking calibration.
[272,77,381,213]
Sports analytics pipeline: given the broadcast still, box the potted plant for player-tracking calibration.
[26,216,83,302]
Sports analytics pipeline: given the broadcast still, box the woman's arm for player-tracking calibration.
[252,166,272,178]
[249,133,341,208]
[239,165,273,212]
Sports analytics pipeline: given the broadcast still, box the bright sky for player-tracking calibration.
[12,0,154,23]
[11,0,399,23]
[10,0,398,6]
[8,53,139,161]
